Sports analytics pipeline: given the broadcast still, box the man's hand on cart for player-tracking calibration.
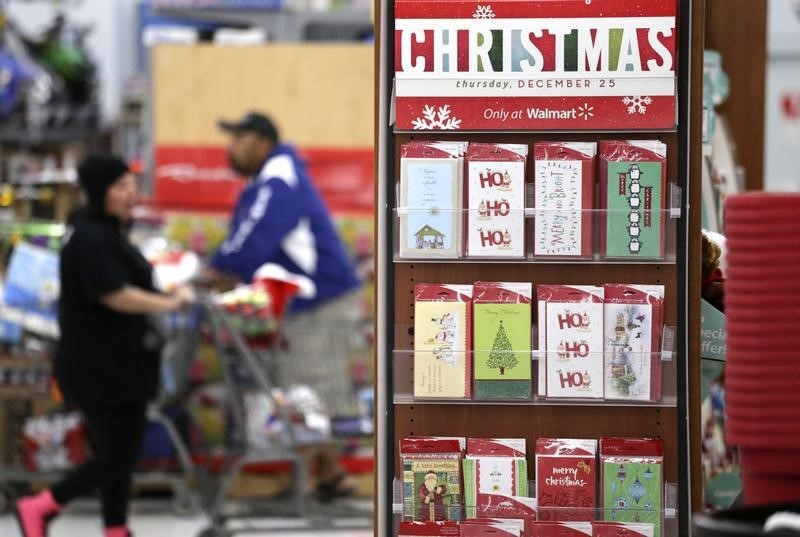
[173,284,197,308]
[194,267,240,293]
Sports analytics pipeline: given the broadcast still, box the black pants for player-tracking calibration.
[51,402,147,527]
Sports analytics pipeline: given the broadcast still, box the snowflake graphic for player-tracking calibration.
[622,96,653,115]
[577,103,595,121]
[411,105,462,130]
[473,5,495,18]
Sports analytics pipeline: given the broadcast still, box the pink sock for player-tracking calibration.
[16,490,61,537]
[104,526,129,537]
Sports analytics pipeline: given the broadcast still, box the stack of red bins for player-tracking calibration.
[724,192,800,506]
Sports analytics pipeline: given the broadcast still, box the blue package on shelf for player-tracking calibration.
[3,242,59,321]
[0,320,22,343]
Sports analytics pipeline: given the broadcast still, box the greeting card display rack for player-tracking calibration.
[374,1,704,536]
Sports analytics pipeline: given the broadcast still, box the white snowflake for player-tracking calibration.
[473,5,495,18]
[577,103,595,121]
[411,105,462,130]
[622,96,653,115]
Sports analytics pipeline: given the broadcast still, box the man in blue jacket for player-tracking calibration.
[210,111,361,499]
[210,111,360,312]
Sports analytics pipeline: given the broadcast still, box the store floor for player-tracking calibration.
[0,498,373,536]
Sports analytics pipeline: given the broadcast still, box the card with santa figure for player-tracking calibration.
[537,285,605,399]
[414,284,473,399]
[603,285,665,402]
[401,437,466,522]
[466,143,528,258]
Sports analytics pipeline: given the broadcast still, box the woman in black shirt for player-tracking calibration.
[16,155,194,537]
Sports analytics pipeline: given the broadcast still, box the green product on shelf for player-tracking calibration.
[600,141,667,259]
[473,282,532,400]
[601,438,664,537]
[0,221,65,238]
[604,161,663,258]
[463,438,529,519]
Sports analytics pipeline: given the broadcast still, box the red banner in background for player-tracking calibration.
[153,145,375,215]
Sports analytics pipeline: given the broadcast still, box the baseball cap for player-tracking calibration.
[218,111,279,141]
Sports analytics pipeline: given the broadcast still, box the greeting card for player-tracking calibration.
[534,142,597,258]
[474,282,533,400]
[464,438,529,519]
[593,522,656,537]
[537,286,605,399]
[467,143,528,258]
[460,519,525,537]
[530,522,593,536]
[536,438,597,522]
[399,142,466,258]
[399,521,461,537]
[603,285,666,402]
[401,437,466,522]
[414,284,473,399]
[600,438,664,537]
[599,141,667,259]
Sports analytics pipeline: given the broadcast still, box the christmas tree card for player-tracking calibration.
[414,284,473,399]
[603,285,666,402]
[537,286,605,399]
[600,438,664,537]
[464,438,529,519]
[535,438,597,522]
[461,519,525,537]
[529,522,593,536]
[399,142,466,259]
[401,437,466,522]
[593,522,656,537]
[474,282,532,400]
[466,144,528,258]
[534,142,597,258]
[599,141,668,259]
[399,521,461,537]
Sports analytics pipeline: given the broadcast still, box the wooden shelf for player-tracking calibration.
[374,1,705,535]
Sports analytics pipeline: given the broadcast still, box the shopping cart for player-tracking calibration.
[0,305,204,517]
[0,230,201,516]
[190,269,372,537]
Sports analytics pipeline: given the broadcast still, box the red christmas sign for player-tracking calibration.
[394,0,678,131]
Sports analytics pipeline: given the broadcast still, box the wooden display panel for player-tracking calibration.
[705,0,767,191]
[374,1,704,535]
[152,44,374,148]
